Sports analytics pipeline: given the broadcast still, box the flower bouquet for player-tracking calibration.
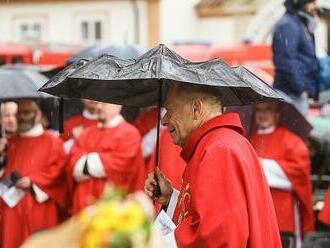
[22,186,164,248]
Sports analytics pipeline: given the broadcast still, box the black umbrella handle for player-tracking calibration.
[153,175,161,198]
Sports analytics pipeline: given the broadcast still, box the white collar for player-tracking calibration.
[102,115,124,128]
[82,109,98,120]
[19,124,44,137]
[257,125,276,135]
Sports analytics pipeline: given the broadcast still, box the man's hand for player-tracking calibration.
[16,177,32,189]
[72,126,84,139]
[0,138,8,156]
[144,167,173,205]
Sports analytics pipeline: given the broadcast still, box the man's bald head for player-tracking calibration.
[169,82,223,110]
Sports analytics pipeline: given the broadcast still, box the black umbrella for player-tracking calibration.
[40,44,282,196]
[227,66,312,140]
[40,44,281,106]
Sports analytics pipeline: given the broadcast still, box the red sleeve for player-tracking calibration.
[174,145,250,247]
[275,135,314,234]
[65,133,90,192]
[28,136,68,209]
[97,129,146,191]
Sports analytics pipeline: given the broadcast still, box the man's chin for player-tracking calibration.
[17,125,34,133]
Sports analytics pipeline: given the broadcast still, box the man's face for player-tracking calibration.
[96,102,122,123]
[81,99,99,114]
[161,87,195,147]
[254,103,280,130]
[17,100,39,133]
[303,1,318,16]
[1,103,17,134]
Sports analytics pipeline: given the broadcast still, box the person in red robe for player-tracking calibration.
[249,102,314,246]
[145,84,281,247]
[68,102,146,214]
[319,186,330,226]
[0,99,67,248]
[61,99,99,153]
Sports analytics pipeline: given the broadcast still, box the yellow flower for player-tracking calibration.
[81,230,102,248]
[115,202,145,232]
[89,202,120,232]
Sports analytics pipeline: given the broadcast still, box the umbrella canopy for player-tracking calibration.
[227,68,312,140]
[40,44,281,107]
[0,67,50,99]
[66,43,148,64]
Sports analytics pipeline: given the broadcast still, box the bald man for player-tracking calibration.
[145,83,281,247]
[0,99,68,248]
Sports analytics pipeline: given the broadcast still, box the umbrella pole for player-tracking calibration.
[153,81,162,197]
[58,98,64,133]
[0,103,5,138]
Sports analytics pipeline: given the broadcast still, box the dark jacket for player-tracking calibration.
[272,0,320,99]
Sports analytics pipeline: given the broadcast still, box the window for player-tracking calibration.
[77,16,105,43]
[14,18,45,43]
[20,22,42,42]
[80,20,103,42]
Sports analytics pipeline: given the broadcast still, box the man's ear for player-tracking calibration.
[192,98,203,120]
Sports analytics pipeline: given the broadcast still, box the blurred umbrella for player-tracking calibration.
[40,44,282,196]
[0,67,50,99]
[43,43,148,78]
[227,66,312,140]
[66,43,148,64]
[0,67,61,133]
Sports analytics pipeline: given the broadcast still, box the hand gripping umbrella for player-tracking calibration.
[39,44,282,196]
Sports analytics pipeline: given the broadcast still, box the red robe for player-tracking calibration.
[250,125,314,236]
[133,107,158,138]
[319,186,330,225]
[0,131,67,248]
[148,129,186,190]
[61,114,98,141]
[68,120,146,214]
[172,113,281,247]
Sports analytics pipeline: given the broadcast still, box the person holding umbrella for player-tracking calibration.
[249,101,314,247]
[39,45,283,247]
[0,99,68,248]
[144,83,282,247]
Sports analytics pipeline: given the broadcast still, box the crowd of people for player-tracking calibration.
[0,0,330,247]
[0,90,327,247]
